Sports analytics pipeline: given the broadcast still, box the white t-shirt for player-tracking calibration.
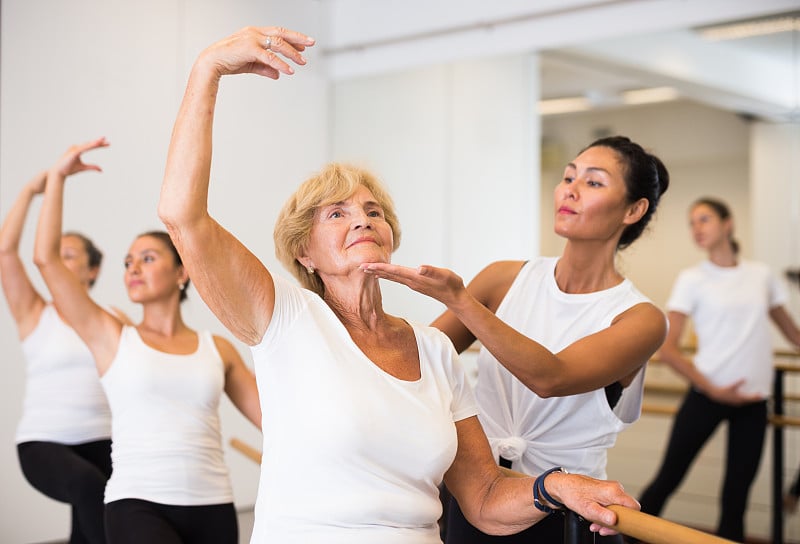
[101,326,234,505]
[476,257,652,479]
[666,259,787,397]
[249,275,478,544]
[16,304,111,444]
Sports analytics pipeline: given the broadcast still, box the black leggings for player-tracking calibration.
[638,389,767,542]
[444,494,623,544]
[104,499,238,544]
[18,439,112,544]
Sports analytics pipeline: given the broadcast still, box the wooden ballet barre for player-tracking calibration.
[606,505,736,544]
[230,437,262,464]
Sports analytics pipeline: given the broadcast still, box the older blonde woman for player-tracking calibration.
[158,25,639,543]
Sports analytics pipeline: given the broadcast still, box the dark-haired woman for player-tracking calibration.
[33,138,261,544]
[636,197,800,541]
[364,136,670,543]
[1,169,123,544]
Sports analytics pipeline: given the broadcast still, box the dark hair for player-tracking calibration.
[136,230,190,302]
[580,136,670,250]
[691,197,740,254]
[62,231,103,287]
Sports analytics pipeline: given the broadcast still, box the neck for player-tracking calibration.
[323,274,386,331]
[557,241,623,294]
[707,243,737,267]
[138,299,187,337]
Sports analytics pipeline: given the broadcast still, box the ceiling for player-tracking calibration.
[322,0,800,122]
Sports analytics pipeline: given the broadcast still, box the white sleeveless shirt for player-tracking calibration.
[477,257,651,479]
[16,304,111,444]
[101,326,233,505]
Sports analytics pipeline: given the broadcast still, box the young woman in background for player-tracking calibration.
[638,197,800,541]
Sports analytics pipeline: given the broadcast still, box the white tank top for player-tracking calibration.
[16,304,111,444]
[476,257,651,479]
[101,326,233,505]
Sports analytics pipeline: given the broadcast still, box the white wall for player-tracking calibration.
[0,1,329,542]
[331,53,540,323]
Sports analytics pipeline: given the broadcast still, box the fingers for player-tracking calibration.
[53,137,108,177]
[256,26,315,76]
[260,26,315,61]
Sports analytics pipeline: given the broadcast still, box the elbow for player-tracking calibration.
[32,248,52,270]
[33,242,61,272]
[465,511,528,537]
[525,376,564,399]
[0,244,16,257]
[157,198,205,237]
[157,200,181,231]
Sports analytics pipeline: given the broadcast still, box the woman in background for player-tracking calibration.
[34,138,261,544]
[637,197,800,541]
[0,168,121,544]
[363,135,670,543]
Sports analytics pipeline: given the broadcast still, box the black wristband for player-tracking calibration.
[532,467,567,514]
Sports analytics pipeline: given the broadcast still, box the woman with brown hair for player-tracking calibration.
[34,138,261,544]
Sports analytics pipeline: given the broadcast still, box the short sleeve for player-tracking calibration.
[665,269,696,315]
[440,333,479,422]
[767,269,790,309]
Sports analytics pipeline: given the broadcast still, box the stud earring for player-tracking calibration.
[306,266,315,275]
[179,282,185,291]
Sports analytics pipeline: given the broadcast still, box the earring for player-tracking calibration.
[306,266,315,275]
[179,282,185,291]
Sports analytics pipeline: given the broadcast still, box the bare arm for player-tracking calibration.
[158,26,314,346]
[0,172,48,336]
[658,311,760,405]
[443,416,637,536]
[32,139,122,373]
[769,305,800,349]
[364,261,666,397]
[215,335,262,429]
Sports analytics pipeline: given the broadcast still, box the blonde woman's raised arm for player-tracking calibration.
[159,26,314,346]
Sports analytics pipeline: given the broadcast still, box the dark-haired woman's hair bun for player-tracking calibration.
[582,136,669,250]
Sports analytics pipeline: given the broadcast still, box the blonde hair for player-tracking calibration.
[274,163,402,296]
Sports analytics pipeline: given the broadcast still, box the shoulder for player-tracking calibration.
[211,334,244,368]
[411,321,452,347]
[469,260,527,309]
[616,301,666,329]
[672,262,707,285]
[742,260,773,276]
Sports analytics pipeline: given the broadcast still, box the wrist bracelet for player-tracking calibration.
[532,467,567,514]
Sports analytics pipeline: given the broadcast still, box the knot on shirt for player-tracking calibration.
[497,436,526,462]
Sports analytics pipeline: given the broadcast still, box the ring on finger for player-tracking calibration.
[264,36,273,50]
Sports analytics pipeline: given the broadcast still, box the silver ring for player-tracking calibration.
[264,36,272,50]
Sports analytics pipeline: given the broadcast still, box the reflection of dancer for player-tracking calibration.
[784,267,800,515]
[638,198,800,541]
[158,25,642,542]
[34,138,261,544]
[1,170,120,544]
[364,135,669,543]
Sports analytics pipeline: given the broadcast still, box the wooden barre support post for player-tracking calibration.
[607,505,736,544]
[230,437,262,464]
